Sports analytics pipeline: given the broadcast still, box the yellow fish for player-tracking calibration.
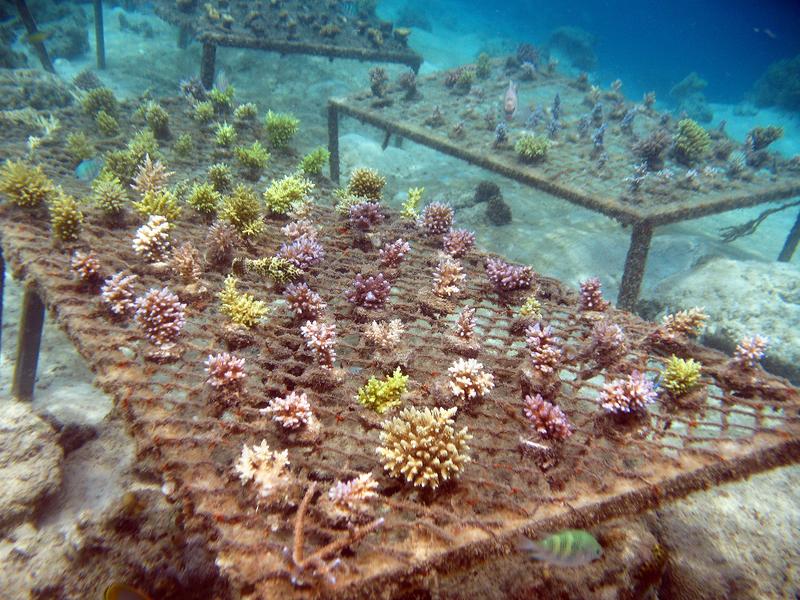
[24,30,53,44]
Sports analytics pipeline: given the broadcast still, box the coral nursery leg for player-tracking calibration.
[617,221,653,311]
[0,245,4,355]
[12,285,45,401]
[778,208,800,262]
[93,0,105,69]
[13,0,55,73]
[200,41,217,90]
[328,102,340,184]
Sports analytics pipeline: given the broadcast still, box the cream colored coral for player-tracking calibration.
[131,153,174,196]
[363,319,406,349]
[132,214,171,262]
[432,255,465,298]
[376,406,471,489]
[447,358,494,401]
[234,440,290,498]
[327,473,379,511]
[660,307,708,339]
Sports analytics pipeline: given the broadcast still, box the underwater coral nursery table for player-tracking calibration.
[327,62,800,309]
[1,94,800,598]
[152,0,422,88]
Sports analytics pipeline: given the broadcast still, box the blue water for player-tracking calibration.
[398,0,800,103]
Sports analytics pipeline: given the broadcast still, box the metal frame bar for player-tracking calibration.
[14,0,55,74]
[778,208,800,262]
[93,0,106,69]
[617,222,654,311]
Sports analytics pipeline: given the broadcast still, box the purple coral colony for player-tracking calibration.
[0,12,790,595]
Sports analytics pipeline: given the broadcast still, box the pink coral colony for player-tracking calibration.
[284,282,327,320]
[300,320,337,369]
[71,250,102,284]
[526,322,564,374]
[204,352,246,389]
[133,287,187,347]
[264,391,315,430]
[443,229,476,258]
[348,201,384,230]
[346,273,392,308]
[278,234,325,270]
[101,271,138,316]
[733,334,768,368]
[379,239,411,268]
[598,371,658,414]
[420,202,454,235]
[579,276,609,311]
[523,394,573,440]
[485,257,533,292]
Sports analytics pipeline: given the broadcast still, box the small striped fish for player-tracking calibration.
[518,529,602,567]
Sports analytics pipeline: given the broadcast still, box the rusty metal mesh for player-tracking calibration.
[1,99,799,599]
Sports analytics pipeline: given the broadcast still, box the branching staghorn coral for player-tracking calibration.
[132,215,172,262]
[379,239,411,268]
[219,184,264,238]
[277,234,325,271]
[263,173,314,215]
[448,358,494,402]
[208,162,233,193]
[0,159,54,207]
[264,391,316,430]
[454,305,476,341]
[485,258,533,292]
[347,167,386,201]
[579,277,609,311]
[214,121,237,147]
[377,406,471,489]
[131,154,173,196]
[349,201,384,230]
[205,221,241,266]
[598,371,658,414]
[170,242,203,283]
[526,322,564,374]
[523,394,573,440]
[433,256,465,298]
[283,282,327,321]
[420,202,454,235]
[133,287,187,347]
[204,352,247,390]
[356,368,409,413]
[300,320,337,369]
[346,273,392,308]
[733,334,768,369]
[234,440,290,499]
[70,250,102,284]
[218,275,269,328]
[363,319,406,349]
[401,186,424,219]
[133,189,182,222]
[101,271,138,316]
[186,182,222,215]
[49,189,83,242]
[443,229,476,258]
[658,307,708,340]
[660,356,702,397]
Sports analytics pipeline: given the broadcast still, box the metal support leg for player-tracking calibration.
[617,221,653,312]
[14,0,55,73]
[12,286,45,401]
[328,102,340,184]
[178,26,191,49]
[93,0,105,69]
[778,208,800,262]
[200,41,217,90]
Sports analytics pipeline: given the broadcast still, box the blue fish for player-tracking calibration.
[75,158,103,181]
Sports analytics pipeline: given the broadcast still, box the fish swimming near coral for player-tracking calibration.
[104,582,152,600]
[517,529,603,567]
[75,158,103,181]
[504,80,518,120]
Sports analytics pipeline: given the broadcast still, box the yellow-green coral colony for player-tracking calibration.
[208,85,235,113]
[298,146,330,176]
[91,172,128,215]
[186,182,221,215]
[660,355,702,396]
[263,173,314,215]
[234,141,270,181]
[207,163,232,192]
[347,167,386,201]
[96,110,120,136]
[0,160,54,208]
[219,274,269,328]
[193,101,215,123]
[515,134,550,163]
[401,186,424,219]
[674,119,710,165]
[66,132,94,163]
[233,102,258,123]
[219,184,264,237]
[48,189,83,242]
[214,122,237,147]
[357,368,409,413]
[145,103,170,138]
[133,189,182,221]
[264,110,300,149]
[82,86,118,117]
[173,133,193,157]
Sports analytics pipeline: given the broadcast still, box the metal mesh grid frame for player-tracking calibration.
[1,99,799,598]
[152,0,423,72]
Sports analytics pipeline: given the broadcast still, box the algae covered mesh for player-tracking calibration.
[1,95,799,599]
